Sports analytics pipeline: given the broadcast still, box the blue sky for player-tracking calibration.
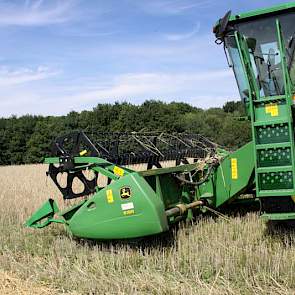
[0,0,291,117]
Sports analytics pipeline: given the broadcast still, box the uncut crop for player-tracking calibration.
[0,164,295,294]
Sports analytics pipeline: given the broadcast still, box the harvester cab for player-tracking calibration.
[214,2,295,221]
[214,3,295,113]
[26,2,295,241]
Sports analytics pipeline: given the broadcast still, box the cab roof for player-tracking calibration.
[228,1,295,23]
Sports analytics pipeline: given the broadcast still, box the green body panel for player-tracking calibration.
[197,142,255,207]
[68,172,168,239]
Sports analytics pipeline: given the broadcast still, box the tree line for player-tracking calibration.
[0,100,251,165]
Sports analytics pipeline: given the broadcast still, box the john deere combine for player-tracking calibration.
[26,2,295,239]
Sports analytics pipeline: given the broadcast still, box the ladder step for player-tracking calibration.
[258,189,295,197]
[253,95,285,103]
[257,165,293,173]
[254,119,289,127]
[261,212,295,221]
[250,92,295,197]
[256,142,291,150]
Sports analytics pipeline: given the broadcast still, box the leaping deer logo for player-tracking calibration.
[120,187,131,199]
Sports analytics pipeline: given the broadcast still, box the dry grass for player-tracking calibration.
[0,270,57,295]
[0,164,295,294]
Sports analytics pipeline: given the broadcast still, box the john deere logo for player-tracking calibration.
[120,186,131,199]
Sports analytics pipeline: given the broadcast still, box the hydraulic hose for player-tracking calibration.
[165,200,203,217]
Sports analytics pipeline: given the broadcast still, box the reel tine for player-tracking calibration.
[51,130,218,168]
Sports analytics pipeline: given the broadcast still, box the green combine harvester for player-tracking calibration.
[26,2,295,240]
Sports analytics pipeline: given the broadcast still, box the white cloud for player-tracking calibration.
[0,66,59,87]
[67,70,236,102]
[164,23,201,41]
[0,69,239,117]
[0,0,77,26]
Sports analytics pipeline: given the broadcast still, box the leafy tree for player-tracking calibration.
[0,100,252,165]
[223,101,246,116]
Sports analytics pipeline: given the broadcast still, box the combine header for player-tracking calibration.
[26,2,295,239]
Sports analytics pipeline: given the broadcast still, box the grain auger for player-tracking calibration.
[26,2,295,239]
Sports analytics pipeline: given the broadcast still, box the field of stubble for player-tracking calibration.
[0,164,295,295]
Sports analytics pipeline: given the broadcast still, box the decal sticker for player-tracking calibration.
[121,202,134,211]
[265,103,278,117]
[113,166,124,177]
[123,210,135,216]
[106,189,114,203]
[120,186,132,199]
[231,158,238,180]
